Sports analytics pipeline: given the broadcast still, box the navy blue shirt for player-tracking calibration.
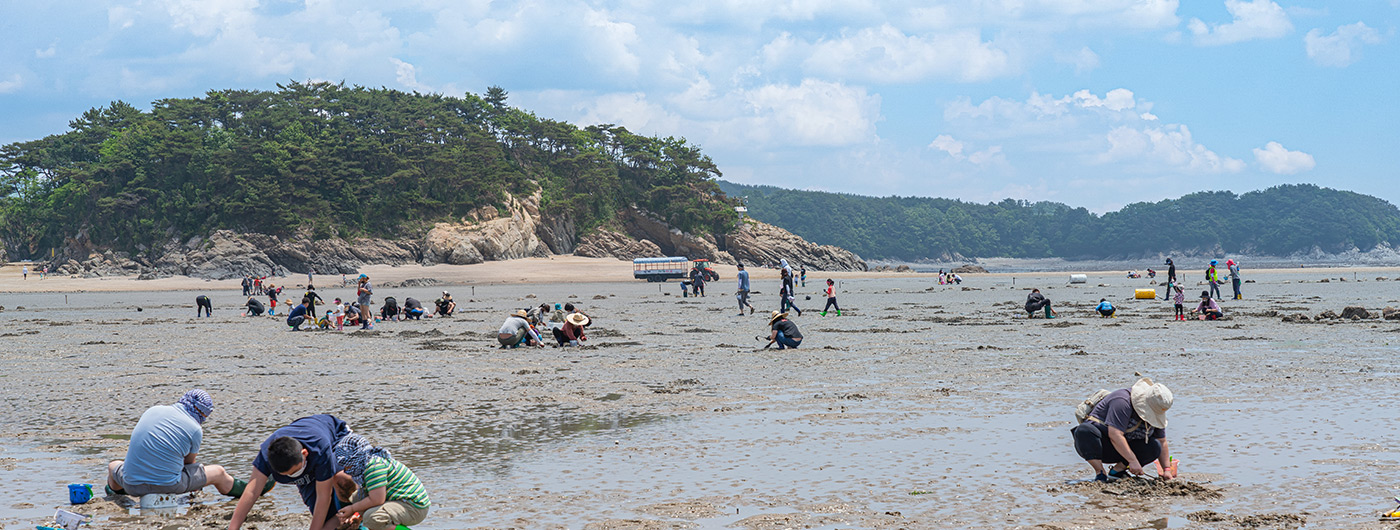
[287,304,308,320]
[253,414,349,486]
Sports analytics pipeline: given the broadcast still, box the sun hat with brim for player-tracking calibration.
[1130,377,1172,429]
[768,311,788,325]
[512,309,528,318]
[1200,291,1210,298]
[566,313,590,326]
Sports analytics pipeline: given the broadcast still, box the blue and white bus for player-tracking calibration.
[632,257,690,282]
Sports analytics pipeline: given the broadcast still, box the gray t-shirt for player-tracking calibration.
[1088,389,1165,441]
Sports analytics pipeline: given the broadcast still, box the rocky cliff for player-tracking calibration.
[40,187,866,279]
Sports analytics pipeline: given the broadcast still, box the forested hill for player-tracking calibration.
[719,181,1400,261]
[0,82,736,259]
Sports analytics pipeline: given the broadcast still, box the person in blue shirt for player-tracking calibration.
[287,301,309,331]
[735,263,754,316]
[1096,298,1116,318]
[105,390,262,498]
[228,415,352,530]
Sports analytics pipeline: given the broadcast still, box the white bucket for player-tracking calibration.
[54,509,89,530]
[1069,274,1087,284]
[139,493,192,514]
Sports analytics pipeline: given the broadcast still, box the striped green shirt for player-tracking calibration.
[363,456,430,508]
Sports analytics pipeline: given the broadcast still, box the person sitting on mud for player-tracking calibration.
[379,296,401,322]
[1192,291,1224,320]
[1096,298,1116,318]
[498,309,543,348]
[552,311,590,347]
[196,295,213,317]
[106,390,263,500]
[287,300,309,331]
[403,297,425,320]
[227,414,352,530]
[1071,378,1175,482]
[1025,289,1057,319]
[434,292,456,317]
[245,297,265,317]
[764,311,803,350]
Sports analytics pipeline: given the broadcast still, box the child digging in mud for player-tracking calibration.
[333,434,431,530]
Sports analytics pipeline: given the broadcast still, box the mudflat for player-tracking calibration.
[1,267,1398,529]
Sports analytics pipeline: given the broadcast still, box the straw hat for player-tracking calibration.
[768,311,788,325]
[511,309,528,318]
[566,313,590,326]
[1130,377,1173,429]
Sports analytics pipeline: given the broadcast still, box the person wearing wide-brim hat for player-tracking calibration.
[553,311,591,347]
[498,309,542,348]
[1191,290,1223,320]
[1070,378,1175,482]
[764,311,803,350]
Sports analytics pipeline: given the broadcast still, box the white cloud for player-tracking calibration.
[1253,141,1315,174]
[1057,46,1101,73]
[929,134,965,159]
[1101,125,1245,173]
[1188,0,1293,46]
[0,74,23,94]
[1305,22,1383,67]
[944,89,1242,175]
[743,79,880,146]
[390,58,430,93]
[763,25,1012,83]
[35,45,57,59]
[907,0,1180,30]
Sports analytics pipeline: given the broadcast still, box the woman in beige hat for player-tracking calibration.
[552,312,590,347]
[497,309,542,348]
[1070,378,1174,482]
[763,311,803,350]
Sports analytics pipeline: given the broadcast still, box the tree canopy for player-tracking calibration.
[720,181,1400,260]
[0,82,737,258]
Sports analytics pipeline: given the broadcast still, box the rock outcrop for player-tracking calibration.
[28,187,868,278]
[1340,306,1372,320]
[952,264,989,274]
[1384,307,1399,320]
[723,220,866,272]
[574,230,663,261]
[621,206,732,264]
[422,190,553,265]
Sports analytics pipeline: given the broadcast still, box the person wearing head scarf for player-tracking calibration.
[332,434,430,530]
[1226,259,1242,300]
[106,390,262,499]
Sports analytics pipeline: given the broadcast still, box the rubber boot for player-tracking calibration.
[1044,306,1055,319]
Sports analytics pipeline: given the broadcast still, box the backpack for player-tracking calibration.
[1075,389,1111,423]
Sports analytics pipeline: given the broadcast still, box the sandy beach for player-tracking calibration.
[1,263,1398,529]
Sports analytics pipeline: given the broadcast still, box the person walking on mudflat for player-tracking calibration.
[820,279,840,316]
[1162,258,1177,300]
[1205,260,1223,301]
[735,263,755,316]
[1227,259,1242,300]
[1070,378,1175,483]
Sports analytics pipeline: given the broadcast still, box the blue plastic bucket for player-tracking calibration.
[67,483,92,504]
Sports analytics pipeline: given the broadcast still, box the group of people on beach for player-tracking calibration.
[496,302,591,348]
[1029,257,1244,320]
[231,274,457,331]
[105,391,429,530]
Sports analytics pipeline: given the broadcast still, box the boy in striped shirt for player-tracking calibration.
[333,434,430,530]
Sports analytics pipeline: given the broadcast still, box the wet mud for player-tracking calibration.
[1,269,1399,528]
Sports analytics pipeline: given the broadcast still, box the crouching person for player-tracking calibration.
[106,390,259,499]
[333,434,430,530]
[1070,378,1175,482]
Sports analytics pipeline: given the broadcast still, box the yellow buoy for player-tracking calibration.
[1134,289,1156,299]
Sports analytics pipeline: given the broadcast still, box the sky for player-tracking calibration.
[1,0,1397,212]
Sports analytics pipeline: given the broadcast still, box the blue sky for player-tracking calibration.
[1,0,1396,212]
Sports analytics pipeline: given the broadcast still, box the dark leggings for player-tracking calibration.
[823,297,839,312]
[1071,421,1160,466]
[1174,304,1184,317]
[196,297,211,317]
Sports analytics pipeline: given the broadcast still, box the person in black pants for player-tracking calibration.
[1071,378,1175,482]
[195,295,212,317]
